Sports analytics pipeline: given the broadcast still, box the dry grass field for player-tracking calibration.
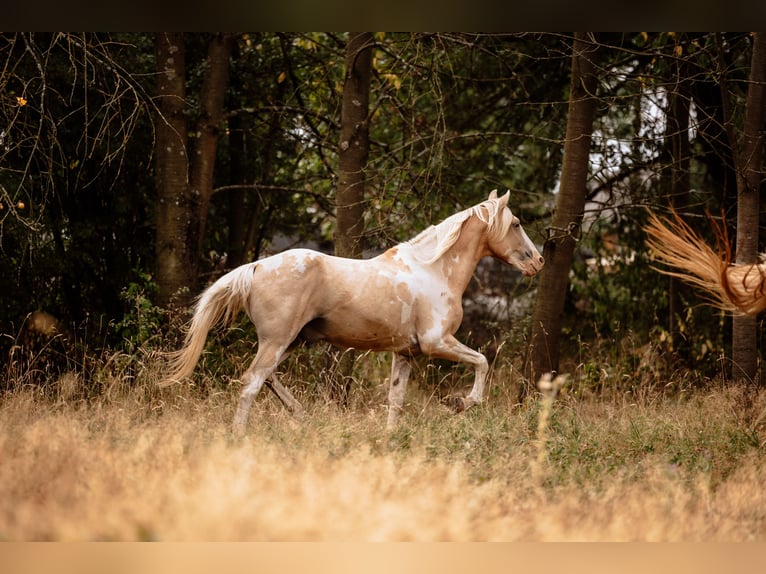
[2,350,766,542]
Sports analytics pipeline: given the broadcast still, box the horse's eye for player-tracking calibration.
[512,220,520,228]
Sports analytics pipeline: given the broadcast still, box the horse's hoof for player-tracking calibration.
[443,395,467,413]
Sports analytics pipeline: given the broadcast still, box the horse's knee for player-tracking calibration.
[240,383,261,400]
[240,369,268,398]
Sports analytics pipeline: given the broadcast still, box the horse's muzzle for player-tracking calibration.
[522,255,545,276]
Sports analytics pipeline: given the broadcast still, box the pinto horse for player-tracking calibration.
[162,190,544,434]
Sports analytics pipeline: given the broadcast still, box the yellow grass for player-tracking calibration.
[2,366,766,541]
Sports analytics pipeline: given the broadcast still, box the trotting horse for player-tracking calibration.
[645,209,766,316]
[162,190,544,435]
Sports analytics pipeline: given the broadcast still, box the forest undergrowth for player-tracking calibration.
[2,334,766,541]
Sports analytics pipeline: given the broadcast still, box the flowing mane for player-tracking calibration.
[405,194,511,264]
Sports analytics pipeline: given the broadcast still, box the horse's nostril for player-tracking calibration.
[539,256,545,265]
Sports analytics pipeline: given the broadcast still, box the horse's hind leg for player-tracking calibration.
[266,374,305,420]
[386,353,411,428]
[232,342,287,436]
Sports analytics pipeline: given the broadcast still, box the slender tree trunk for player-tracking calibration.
[155,32,192,308]
[665,66,691,355]
[336,32,373,260]
[731,33,766,384]
[333,32,374,404]
[191,33,234,271]
[527,33,599,388]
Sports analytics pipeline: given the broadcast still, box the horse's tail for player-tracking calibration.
[644,209,766,316]
[160,263,257,387]
[644,209,732,310]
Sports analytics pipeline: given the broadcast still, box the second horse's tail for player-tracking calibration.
[644,210,766,316]
[160,263,257,386]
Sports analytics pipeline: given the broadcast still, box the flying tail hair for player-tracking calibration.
[644,209,766,316]
[160,263,257,387]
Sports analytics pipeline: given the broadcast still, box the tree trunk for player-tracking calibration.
[335,32,373,260]
[731,33,766,384]
[527,33,599,388]
[333,32,374,404]
[191,33,234,271]
[155,33,234,308]
[155,32,193,308]
[665,63,691,356]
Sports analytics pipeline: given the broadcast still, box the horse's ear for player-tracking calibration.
[488,189,498,200]
[498,190,510,207]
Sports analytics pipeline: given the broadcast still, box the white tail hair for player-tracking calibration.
[160,263,256,386]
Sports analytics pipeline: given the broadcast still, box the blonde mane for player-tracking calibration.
[406,194,511,264]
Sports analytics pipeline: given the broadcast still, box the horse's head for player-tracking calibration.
[485,190,544,277]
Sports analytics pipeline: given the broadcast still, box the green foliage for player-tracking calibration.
[1,32,762,391]
[113,272,167,353]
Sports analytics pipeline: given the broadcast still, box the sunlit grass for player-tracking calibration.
[2,347,766,541]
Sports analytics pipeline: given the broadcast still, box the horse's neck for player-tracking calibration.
[438,216,489,295]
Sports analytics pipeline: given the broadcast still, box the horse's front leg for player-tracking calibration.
[420,335,489,413]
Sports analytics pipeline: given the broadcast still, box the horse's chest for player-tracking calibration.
[409,282,463,331]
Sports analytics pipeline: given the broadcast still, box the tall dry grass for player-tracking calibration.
[2,350,766,541]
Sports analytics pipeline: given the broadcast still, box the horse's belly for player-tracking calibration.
[302,314,415,352]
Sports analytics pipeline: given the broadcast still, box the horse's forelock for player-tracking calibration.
[475,196,511,238]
